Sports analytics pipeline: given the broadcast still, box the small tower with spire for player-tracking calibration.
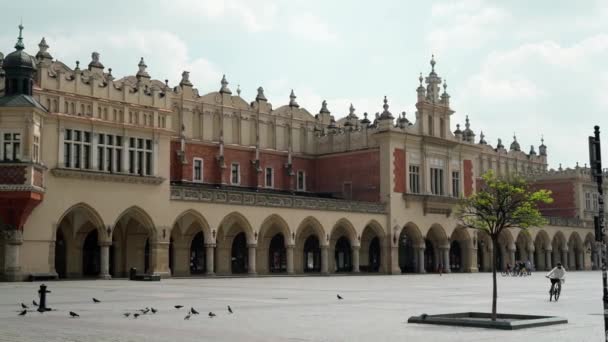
[377,96,394,130]
[2,24,37,97]
[219,74,231,94]
[539,136,547,157]
[415,55,454,138]
[35,37,52,66]
[289,89,299,108]
[510,134,521,152]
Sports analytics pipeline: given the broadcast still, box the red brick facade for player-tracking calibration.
[170,141,379,199]
[530,180,577,217]
[393,149,405,193]
[463,160,473,197]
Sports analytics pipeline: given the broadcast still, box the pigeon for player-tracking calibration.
[337,294,343,300]
[21,303,28,309]
[142,308,150,314]
[227,305,233,314]
[69,311,79,318]
[92,298,101,303]
[184,313,191,320]
[18,309,26,316]
[174,305,183,309]
[208,312,216,318]
[123,313,131,318]
[32,300,38,306]
[190,307,199,315]
[420,313,428,320]
[133,313,140,319]
[151,308,157,314]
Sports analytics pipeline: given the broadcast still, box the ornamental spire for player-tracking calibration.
[15,23,25,51]
[379,96,394,120]
[219,74,232,94]
[289,89,299,108]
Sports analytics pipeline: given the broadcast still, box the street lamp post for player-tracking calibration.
[589,125,607,341]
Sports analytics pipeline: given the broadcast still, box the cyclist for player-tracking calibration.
[546,263,566,301]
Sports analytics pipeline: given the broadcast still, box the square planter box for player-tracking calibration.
[408,312,567,330]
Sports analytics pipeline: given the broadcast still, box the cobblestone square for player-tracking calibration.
[0,272,603,341]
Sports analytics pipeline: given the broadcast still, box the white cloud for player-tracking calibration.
[287,13,337,42]
[166,0,278,32]
[427,0,508,54]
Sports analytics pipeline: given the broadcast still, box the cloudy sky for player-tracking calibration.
[1,0,607,168]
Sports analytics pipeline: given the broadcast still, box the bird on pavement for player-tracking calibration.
[123,313,131,318]
[142,308,150,314]
[337,294,343,300]
[18,309,26,316]
[69,311,80,318]
[32,300,38,306]
[133,313,140,319]
[190,307,199,315]
[227,305,233,314]
[21,303,28,309]
[151,308,157,314]
[174,305,183,309]
[184,313,191,320]
[208,312,216,318]
[92,298,101,303]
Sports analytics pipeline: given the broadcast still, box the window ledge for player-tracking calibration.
[402,192,461,217]
[51,168,165,185]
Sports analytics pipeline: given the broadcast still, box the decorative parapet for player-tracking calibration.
[403,193,460,217]
[51,168,165,185]
[544,216,588,228]
[170,185,386,214]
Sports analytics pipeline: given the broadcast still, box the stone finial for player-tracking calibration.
[136,57,150,78]
[379,96,394,120]
[419,72,423,86]
[180,71,192,86]
[479,131,487,145]
[236,84,241,96]
[256,86,267,101]
[36,37,52,61]
[361,112,370,124]
[510,134,521,151]
[539,136,547,156]
[107,68,114,81]
[289,89,299,108]
[529,145,536,155]
[497,138,504,150]
[558,163,563,171]
[320,100,330,114]
[74,60,80,71]
[219,74,232,94]
[454,123,462,137]
[88,51,104,70]
[430,54,436,72]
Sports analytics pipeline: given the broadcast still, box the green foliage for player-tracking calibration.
[457,170,553,238]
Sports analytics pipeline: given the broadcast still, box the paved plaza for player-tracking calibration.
[0,272,603,341]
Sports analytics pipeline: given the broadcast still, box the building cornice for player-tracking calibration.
[51,168,165,185]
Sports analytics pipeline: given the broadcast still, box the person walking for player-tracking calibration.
[525,259,532,275]
[438,262,443,276]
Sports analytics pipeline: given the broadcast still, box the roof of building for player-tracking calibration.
[0,94,47,111]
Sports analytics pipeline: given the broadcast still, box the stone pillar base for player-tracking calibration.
[99,274,112,280]
[152,271,171,278]
[2,269,23,282]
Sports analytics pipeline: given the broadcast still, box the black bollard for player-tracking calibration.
[37,284,52,312]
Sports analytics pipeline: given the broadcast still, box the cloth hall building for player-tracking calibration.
[0,26,604,281]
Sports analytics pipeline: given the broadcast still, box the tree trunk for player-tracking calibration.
[491,236,498,321]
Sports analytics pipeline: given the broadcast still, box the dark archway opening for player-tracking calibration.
[399,231,416,273]
[496,246,504,271]
[303,235,321,272]
[269,234,287,273]
[335,237,352,272]
[190,232,206,274]
[82,230,100,277]
[231,232,248,274]
[144,239,150,274]
[449,240,462,272]
[368,237,381,272]
[55,229,67,278]
[424,239,435,272]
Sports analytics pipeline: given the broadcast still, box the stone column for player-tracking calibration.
[205,243,215,275]
[545,250,552,270]
[352,246,360,273]
[390,245,401,274]
[321,246,329,275]
[3,230,23,282]
[286,245,295,275]
[527,246,535,271]
[99,241,111,280]
[577,251,583,270]
[151,241,171,278]
[247,244,257,275]
[561,248,569,269]
[508,246,516,267]
[468,244,478,273]
[442,247,450,273]
[417,245,426,273]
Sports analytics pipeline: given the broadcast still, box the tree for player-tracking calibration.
[457,170,553,321]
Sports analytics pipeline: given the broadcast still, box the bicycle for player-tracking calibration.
[548,278,562,302]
